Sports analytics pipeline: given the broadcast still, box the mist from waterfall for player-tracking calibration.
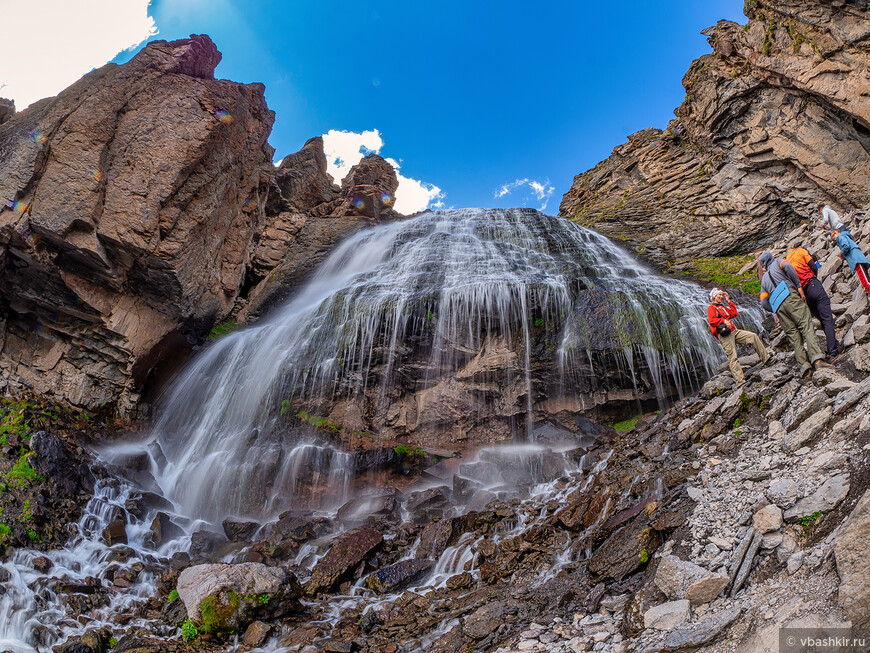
[143,208,758,522]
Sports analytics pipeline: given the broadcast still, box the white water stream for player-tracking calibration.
[0,208,762,650]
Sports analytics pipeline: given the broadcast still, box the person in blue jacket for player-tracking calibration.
[830,228,870,297]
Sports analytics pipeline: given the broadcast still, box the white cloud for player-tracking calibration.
[0,0,157,110]
[494,178,556,211]
[320,129,444,215]
[322,129,384,184]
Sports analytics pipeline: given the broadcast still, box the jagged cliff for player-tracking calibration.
[0,36,401,418]
[560,0,870,269]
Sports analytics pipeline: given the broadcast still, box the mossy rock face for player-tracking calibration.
[177,563,303,638]
[199,590,241,633]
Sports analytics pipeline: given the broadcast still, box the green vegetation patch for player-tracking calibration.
[181,618,198,641]
[7,453,45,487]
[685,255,761,295]
[393,444,427,458]
[613,415,641,433]
[296,410,340,433]
[168,589,179,603]
[208,319,238,341]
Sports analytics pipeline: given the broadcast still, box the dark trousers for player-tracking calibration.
[805,277,838,356]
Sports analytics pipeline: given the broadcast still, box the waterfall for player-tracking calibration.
[139,208,754,522]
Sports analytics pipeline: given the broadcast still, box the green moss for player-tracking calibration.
[640,548,649,564]
[181,618,198,641]
[168,589,179,603]
[394,444,426,457]
[0,524,11,541]
[613,415,641,433]
[26,528,39,542]
[19,499,32,522]
[198,591,239,634]
[208,319,238,341]
[685,255,761,295]
[296,410,340,433]
[108,638,117,648]
[7,453,44,487]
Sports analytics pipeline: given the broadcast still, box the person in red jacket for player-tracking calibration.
[708,288,770,386]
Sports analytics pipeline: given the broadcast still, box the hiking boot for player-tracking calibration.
[802,368,814,379]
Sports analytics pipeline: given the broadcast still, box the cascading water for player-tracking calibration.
[0,207,765,652]
[145,208,755,522]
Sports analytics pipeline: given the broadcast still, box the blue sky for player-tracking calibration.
[5,1,746,213]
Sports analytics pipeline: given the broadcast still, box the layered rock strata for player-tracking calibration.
[560,0,870,268]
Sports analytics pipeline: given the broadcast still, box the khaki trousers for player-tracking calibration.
[777,290,824,375]
[719,329,769,385]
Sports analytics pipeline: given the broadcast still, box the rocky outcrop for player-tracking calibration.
[236,145,401,322]
[560,0,870,268]
[835,489,870,627]
[0,99,14,126]
[0,35,275,416]
[0,36,403,418]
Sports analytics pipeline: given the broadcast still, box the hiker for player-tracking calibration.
[830,228,870,297]
[785,247,839,359]
[818,204,846,231]
[708,288,770,386]
[758,251,827,378]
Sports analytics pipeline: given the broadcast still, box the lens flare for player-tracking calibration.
[10,200,28,212]
[215,109,233,124]
[380,193,392,205]
[28,130,47,144]
[90,169,104,182]
[353,198,365,210]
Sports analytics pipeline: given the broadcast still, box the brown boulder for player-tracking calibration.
[306,525,382,595]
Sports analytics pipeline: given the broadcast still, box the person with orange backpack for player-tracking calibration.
[785,247,839,359]
[759,251,827,378]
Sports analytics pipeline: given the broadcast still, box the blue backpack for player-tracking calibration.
[769,281,790,313]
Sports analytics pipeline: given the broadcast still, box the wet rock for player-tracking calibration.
[364,558,433,593]
[644,600,691,630]
[222,518,259,542]
[784,473,850,521]
[337,490,400,526]
[32,556,52,573]
[149,512,183,546]
[463,601,504,639]
[418,520,453,558]
[177,562,301,633]
[661,605,742,650]
[654,555,729,605]
[458,461,502,486]
[125,491,173,518]
[243,621,272,647]
[446,572,473,590]
[405,486,451,522]
[588,514,660,582]
[29,432,94,498]
[307,525,382,595]
[102,520,127,546]
[189,529,227,561]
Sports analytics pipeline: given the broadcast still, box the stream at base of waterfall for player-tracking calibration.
[0,208,763,651]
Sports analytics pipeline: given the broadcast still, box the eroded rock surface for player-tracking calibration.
[0,35,274,416]
[560,0,870,268]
